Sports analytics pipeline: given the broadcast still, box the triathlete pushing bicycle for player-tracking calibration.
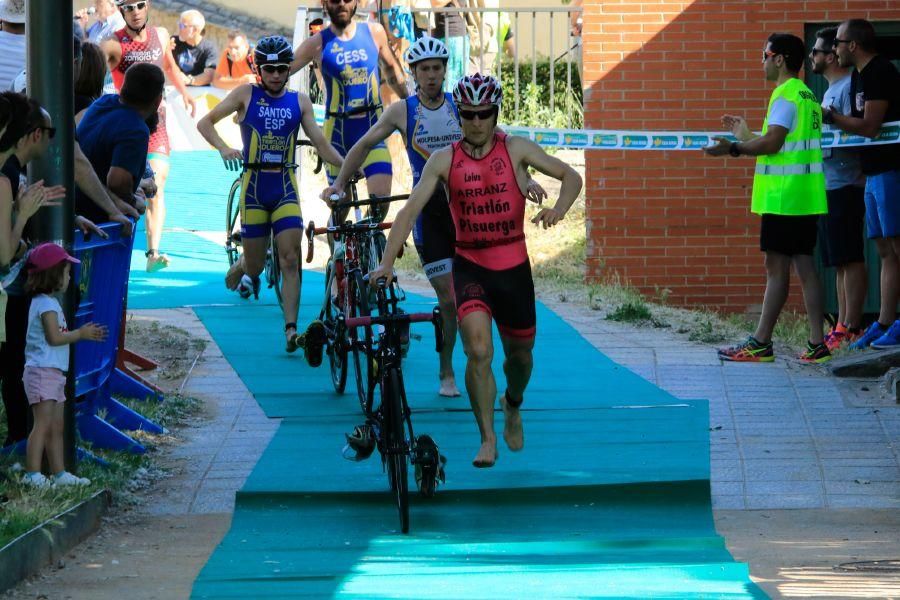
[198,36,343,352]
[368,74,583,468]
[321,37,547,398]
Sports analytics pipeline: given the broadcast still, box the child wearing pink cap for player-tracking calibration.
[21,243,107,488]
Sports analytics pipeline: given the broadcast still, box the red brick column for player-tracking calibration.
[581,0,900,312]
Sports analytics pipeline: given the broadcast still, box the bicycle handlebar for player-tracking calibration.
[304,220,393,263]
[328,194,410,211]
[345,307,444,353]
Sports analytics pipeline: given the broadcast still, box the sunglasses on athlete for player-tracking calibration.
[121,1,147,12]
[458,106,499,121]
[259,64,290,74]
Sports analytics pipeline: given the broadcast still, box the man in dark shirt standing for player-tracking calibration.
[75,63,165,225]
[826,19,900,349]
[171,9,217,88]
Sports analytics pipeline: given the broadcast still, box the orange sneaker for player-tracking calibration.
[825,323,849,351]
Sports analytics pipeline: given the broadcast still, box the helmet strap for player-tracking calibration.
[123,12,148,36]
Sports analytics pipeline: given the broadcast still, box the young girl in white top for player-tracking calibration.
[22,243,107,487]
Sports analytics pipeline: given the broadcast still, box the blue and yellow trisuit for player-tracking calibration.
[319,22,392,183]
[239,85,304,239]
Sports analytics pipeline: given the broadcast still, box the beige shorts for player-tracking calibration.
[23,367,67,405]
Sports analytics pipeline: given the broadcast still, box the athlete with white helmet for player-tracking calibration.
[368,74,583,468]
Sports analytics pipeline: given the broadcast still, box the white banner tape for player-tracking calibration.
[309,104,898,151]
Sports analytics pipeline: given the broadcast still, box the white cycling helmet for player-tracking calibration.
[406,36,449,66]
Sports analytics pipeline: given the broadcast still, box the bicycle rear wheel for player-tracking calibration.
[325,261,348,393]
[225,178,241,267]
[383,367,409,533]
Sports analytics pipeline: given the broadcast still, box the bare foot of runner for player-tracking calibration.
[472,439,498,468]
[285,326,300,353]
[224,261,244,290]
[502,392,524,452]
[146,252,170,273]
[439,375,461,397]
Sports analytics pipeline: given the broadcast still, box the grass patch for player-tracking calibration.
[606,301,652,323]
[0,315,204,548]
[0,431,150,548]
[1,390,201,548]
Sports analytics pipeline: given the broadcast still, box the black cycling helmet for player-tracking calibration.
[254,35,294,66]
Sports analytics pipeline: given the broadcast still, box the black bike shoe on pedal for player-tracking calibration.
[414,434,446,498]
[342,424,376,462]
[301,320,327,367]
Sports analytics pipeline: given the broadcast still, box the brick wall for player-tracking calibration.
[581,0,900,313]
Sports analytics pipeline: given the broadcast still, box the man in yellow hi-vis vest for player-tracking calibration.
[706,33,829,364]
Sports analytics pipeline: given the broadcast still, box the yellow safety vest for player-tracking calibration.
[751,78,827,216]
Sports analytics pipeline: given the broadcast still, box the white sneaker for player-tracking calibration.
[53,471,91,486]
[23,472,51,487]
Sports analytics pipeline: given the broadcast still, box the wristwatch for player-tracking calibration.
[729,142,741,157]
[186,74,194,85]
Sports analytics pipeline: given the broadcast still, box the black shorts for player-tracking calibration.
[453,255,536,339]
[817,185,866,267]
[412,186,455,280]
[759,214,819,256]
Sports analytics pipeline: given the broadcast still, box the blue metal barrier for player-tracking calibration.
[73,222,164,454]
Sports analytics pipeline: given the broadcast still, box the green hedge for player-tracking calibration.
[500,57,582,107]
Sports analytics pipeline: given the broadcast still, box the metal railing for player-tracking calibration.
[292,5,583,128]
[421,6,582,125]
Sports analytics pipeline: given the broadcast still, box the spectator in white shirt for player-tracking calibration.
[0,0,25,92]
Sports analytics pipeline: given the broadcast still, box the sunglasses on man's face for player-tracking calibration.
[832,38,852,47]
[260,64,290,74]
[327,0,356,4]
[121,2,147,13]
[458,106,498,121]
[810,48,833,56]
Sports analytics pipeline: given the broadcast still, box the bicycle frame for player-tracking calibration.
[343,280,443,533]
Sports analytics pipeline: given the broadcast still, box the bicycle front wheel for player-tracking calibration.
[225,178,242,267]
[351,270,375,414]
[325,261,348,394]
[384,367,409,534]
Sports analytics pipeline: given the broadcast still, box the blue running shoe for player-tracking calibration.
[850,321,888,350]
[870,319,900,349]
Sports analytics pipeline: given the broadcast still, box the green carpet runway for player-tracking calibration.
[130,151,765,598]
